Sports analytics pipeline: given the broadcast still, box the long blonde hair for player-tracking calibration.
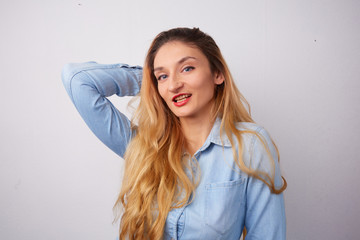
[114,27,286,239]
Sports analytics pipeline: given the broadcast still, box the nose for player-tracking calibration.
[168,74,183,93]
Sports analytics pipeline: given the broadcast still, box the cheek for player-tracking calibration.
[192,72,216,89]
[199,79,216,95]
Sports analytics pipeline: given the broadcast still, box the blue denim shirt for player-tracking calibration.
[62,62,286,240]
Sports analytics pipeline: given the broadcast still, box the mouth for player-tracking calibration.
[172,93,192,103]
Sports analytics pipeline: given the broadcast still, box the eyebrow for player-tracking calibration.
[153,56,197,72]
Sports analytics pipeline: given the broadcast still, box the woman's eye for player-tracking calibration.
[157,74,167,81]
[183,66,194,72]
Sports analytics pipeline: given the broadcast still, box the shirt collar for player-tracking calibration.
[198,117,232,152]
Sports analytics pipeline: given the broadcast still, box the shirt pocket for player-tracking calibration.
[204,178,245,235]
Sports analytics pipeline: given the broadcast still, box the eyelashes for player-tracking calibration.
[157,74,168,81]
[183,66,195,72]
[155,66,195,81]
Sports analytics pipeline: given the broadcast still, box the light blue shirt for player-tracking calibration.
[62,62,286,240]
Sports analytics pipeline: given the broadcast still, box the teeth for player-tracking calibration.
[175,94,191,102]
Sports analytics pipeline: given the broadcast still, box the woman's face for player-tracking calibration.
[153,41,224,121]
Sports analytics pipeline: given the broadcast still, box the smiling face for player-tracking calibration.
[153,41,224,122]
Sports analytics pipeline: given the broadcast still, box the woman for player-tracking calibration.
[62,27,286,240]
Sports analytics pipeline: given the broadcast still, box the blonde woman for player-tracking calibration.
[62,27,287,240]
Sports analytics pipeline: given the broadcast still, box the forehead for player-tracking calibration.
[154,41,207,67]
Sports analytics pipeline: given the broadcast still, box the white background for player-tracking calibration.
[1,0,359,239]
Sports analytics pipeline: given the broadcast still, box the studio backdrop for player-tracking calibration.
[0,0,359,239]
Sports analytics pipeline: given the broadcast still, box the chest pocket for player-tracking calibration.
[204,178,245,236]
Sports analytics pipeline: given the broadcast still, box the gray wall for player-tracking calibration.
[1,0,359,239]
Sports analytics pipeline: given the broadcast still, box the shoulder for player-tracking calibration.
[235,122,272,146]
[236,122,265,132]
[238,122,284,188]
[236,122,279,173]
[211,120,271,148]
[235,122,275,153]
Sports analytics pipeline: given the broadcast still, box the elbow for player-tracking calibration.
[61,61,97,86]
[61,62,97,97]
[61,63,79,87]
[61,63,80,99]
[61,63,75,89]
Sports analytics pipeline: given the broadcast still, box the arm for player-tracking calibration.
[61,62,142,158]
[244,127,286,239]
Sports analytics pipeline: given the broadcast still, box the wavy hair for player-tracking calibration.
[114,27,287,239]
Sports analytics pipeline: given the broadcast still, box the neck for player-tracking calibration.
[180,116,214,156]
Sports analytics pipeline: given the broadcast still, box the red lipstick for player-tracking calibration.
[172,93,192,107]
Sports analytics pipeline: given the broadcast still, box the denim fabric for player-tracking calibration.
[62,62,286,240]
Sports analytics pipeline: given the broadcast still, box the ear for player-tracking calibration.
[214,71,225,85]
